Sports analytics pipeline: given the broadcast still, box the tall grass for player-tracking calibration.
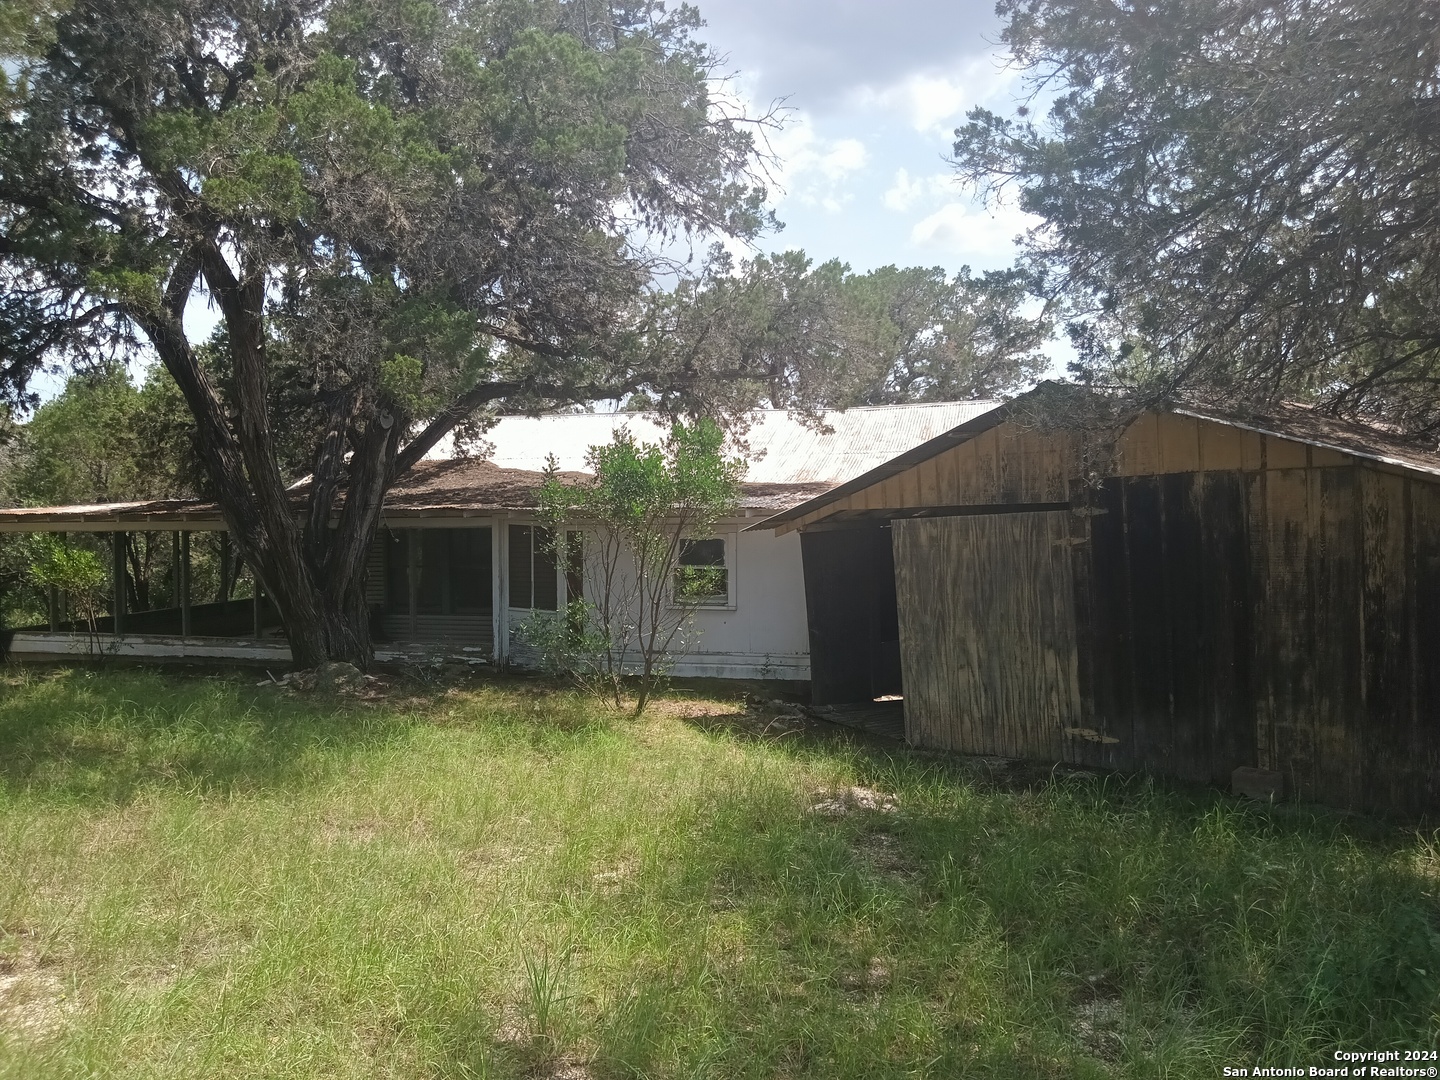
[0,667,1435,1078]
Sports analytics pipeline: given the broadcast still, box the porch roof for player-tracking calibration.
[0,458,838,532]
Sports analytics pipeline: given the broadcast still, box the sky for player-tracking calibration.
[690,0,1040,277]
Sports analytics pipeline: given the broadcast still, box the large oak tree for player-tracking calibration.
[953,0,1440,433]
[0,0,777,667]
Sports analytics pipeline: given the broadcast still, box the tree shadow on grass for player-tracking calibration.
[0,665,460,804]
[0,665,418,804]
[666,709,1440,1070]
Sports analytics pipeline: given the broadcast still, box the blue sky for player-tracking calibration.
[693,0,1039,277]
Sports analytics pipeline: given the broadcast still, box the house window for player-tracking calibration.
[508,525,558,610]
[674,537,731,607]
[384,528,493,616]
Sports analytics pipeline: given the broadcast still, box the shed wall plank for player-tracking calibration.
[895,512,1080,757]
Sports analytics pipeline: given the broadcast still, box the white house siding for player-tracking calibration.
[677,527,809,680]
[497,515,810,681]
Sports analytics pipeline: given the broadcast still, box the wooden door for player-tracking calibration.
[894,512,1081,757]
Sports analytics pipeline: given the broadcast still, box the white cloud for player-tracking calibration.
[882,168,956,212]
[855,55,1015,137]
[909,200,1042,265]
[768,113,870,214]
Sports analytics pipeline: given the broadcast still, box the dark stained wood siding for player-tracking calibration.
[791,401,1440,816]
[879,456,1440,816]
[1081,473,1256,786]
[894,512,1081,757]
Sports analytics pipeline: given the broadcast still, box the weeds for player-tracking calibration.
[0,667,1436,1079]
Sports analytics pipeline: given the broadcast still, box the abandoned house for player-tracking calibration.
[8,387,1440,815]
[0,402,994,680]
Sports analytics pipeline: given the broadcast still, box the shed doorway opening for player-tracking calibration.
[800,524,904,706]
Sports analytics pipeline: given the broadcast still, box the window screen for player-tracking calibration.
[675,537,728,606]
[448,529,492,613]
[384,528,492,615]
[508,525,558,610]
[383,529,408,610]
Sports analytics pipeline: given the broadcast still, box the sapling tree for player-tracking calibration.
[526,418,742,714]
[29,537,108,656]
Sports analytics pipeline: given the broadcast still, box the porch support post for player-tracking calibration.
[47,585,59,632]
[171,531,181,617]
[111,530,126,636]
[252,568,263,638]
[491,520,504,664]
[179,531,192,637]
[496,517,510,665]
[406,528,419,637]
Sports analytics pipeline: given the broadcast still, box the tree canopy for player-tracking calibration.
[952,0,1440,433]
[634,251,1050,420]
[0,0,779,665]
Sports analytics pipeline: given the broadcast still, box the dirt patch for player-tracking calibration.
[809,786,900,817]
[590,857,638,893]
[840,956,893,993]
[529,1057,594,1080]
[854,832,916,877]
[1072,988,1125,1061]
[0,933,73,1041]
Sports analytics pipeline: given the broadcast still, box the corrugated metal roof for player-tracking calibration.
[750,385,1440,532]
[431,401,1002,486]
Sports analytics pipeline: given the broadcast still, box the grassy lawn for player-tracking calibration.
[0,668,1437,1078]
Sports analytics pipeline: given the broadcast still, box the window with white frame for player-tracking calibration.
[507,524,559,610]
[673,535,734,608]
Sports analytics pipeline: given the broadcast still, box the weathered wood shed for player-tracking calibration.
[758,388,1440,817]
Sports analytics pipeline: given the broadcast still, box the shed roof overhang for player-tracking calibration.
[746,385,1440,534]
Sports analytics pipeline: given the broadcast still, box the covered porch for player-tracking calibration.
[2,480,573,668]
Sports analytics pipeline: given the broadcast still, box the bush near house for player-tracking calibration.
[0,668,1436,1078]
[524,419,744,714]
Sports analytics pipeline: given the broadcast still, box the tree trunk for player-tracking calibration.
[276,567,373,670]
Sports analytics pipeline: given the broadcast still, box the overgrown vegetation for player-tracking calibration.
[523,419,743,714]
[0,668,1435,1078]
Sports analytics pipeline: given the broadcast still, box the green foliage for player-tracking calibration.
[535,419,743,713]
[953,0,1440,432]
[27,535,104,594]
[515,598,611,683]
[639,250,1052,420]
[0,0,781,664]
[27,534,107,644]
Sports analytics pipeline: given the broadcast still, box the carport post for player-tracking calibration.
[179,531,192,637]
[111,531,126,636]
